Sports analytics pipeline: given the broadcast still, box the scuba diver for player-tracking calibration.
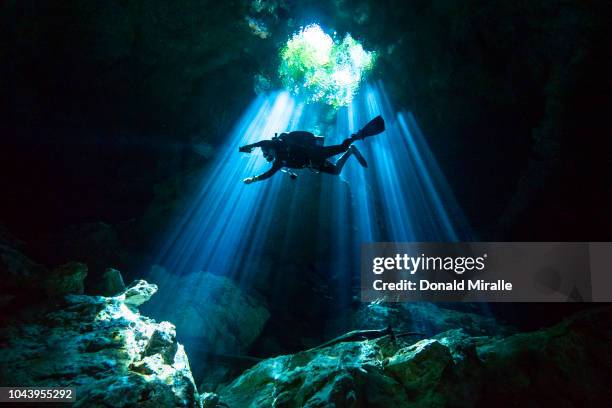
[239,116,385,184]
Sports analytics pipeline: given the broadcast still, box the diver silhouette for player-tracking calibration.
[239,116,385,183]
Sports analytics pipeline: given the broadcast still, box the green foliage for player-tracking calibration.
[279,24,375,108]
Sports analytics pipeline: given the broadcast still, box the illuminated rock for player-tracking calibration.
[145,267,270,389]
[122,279,158,308]
[147,267,270,354]
[0,280,201,407]
[219,307,612,407]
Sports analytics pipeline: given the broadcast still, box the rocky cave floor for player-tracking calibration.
[2,234,611,407]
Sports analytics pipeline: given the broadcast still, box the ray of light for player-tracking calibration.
[146,81,476,352]
[144,92,305,327]
[318,81,473,328]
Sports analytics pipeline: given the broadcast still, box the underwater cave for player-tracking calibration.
[1,1,612,407]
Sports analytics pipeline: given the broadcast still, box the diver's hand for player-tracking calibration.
[239,145,253,153]
[243,177,256,184]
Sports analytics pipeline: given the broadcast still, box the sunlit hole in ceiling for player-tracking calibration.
[279,24,376,108]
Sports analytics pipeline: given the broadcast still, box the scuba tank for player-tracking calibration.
[274,115,384,147]
[276,131,324,148]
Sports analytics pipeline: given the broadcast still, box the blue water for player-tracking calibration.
[146,81,474,343]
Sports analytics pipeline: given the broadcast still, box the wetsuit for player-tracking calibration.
[241,134,362,182]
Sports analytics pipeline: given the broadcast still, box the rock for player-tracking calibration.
[475,307,612,406]
[1,240,87,300]
[100,267,126,296]
[0,279,201,407]
[219,307,612,407]
[146,266,269,352]
[1,238,91,312]
[33,222,125,278]
[400,303,512,336]
[219,338,404,407]
[43,261,88,297]
[385,339,453,394]
[123,279,158,308]
[1,232,87,301]
[144,321,178,364]
[331,301,513,340]
[145,267,270,390]
[201,392,221,408]
[0,237,48,296]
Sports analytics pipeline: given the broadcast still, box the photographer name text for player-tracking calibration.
[372,279,512,292]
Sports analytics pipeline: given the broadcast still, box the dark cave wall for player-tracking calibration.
[363,0,612,239]
[1,0,611,275]
[0,0,279,273]
[0,0,270,242]
[2,0,260,137]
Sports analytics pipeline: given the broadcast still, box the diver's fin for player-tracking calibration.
[357,115,385,139]
[350,146,368,168]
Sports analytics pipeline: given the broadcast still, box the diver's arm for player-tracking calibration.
[239,140,269,153]
[243,162,281,184]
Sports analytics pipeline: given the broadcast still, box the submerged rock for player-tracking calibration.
[0,279,201,407]
[0,235,91,305]
[123,279,158,308]
[148,267,270,353]
[219,307,612,407]
[342,301,513,337]
[201,392,222,408]
[100,267,126,296]
[43,261,88,297]
[0,236,48,298]
[145,266,270,389]
[147,267,270,352]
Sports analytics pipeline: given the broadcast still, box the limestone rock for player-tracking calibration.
[144,321,179,364]
[0,239,87,303]
[145,267,270,389]
[0,238,48,296]
[341,301,512,337]
[123,279,158,308]
[475,307,612,406]
[201,392,221,408]
[385,339,452,393]
[33,222,125,278]
[219,337,409,407]
[100,267,126,296]
[0,280,201,407]
[219,307,612,407]
[43,261,88,297]
[146,266,269,352]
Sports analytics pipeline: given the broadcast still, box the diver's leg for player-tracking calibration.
[317,146,363,175]
[350,146,368,167]
[319,124,381,160]
[317,136,357,160]
[334,148,354,172]
[317,160,340,174]
[319,144,348,159]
